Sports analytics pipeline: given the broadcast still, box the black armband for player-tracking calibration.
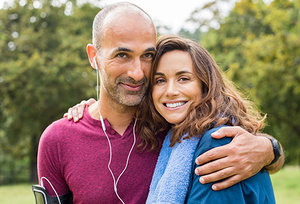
[32,184,73,204]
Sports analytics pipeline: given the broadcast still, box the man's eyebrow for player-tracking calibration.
[114,47,132,53]
[112,47,155,54]
[145,47,156,52]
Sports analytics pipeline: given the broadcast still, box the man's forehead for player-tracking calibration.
[102,8,154,33]
[105,7,150,23]
[99,13,156,50]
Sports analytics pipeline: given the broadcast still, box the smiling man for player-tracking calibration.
[37,2,284,204]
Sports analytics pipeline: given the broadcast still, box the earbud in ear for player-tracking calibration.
[93,57,98,70]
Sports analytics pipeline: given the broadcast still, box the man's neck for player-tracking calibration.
[89,99,137,136]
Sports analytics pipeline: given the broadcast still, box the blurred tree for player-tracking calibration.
[200,0,300,164]
[179,0,234,42]
[0,0,99,183]
[242,0,300,164]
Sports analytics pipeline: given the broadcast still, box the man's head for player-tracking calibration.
[87,2,157,107]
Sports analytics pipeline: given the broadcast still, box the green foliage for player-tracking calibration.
[179,0,233,42]
[0,0,99,183]
[200,0,300,164]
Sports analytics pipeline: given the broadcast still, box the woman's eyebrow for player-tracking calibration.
[154,72,164,76]
[154,71,193,76]
[175,71,193,76]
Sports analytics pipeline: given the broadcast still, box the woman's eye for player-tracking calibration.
[179,77,190,82]
[155,78,166,84]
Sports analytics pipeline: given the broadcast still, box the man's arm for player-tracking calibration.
[259,133,284,174]
[194,126,284,191]
[38,124,71,196]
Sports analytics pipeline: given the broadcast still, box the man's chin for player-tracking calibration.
[119,95,144,107]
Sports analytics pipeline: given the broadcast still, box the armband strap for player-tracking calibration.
[32,184,73,204]
[51,192,73,204]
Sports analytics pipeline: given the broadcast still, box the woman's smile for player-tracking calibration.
[164,101,187,109]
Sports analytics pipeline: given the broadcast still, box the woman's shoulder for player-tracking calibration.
[187,125,276,204]
[196,125,232,154]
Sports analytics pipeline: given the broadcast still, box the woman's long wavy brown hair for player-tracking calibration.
[136,35,265,150]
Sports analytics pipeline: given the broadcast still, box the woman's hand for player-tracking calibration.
[63,98,96,122]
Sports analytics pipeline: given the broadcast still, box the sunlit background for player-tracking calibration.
[1,0,237,33]
[0,0,299,203]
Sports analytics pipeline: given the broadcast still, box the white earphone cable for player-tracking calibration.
[41,176,62,204]
[94,56,136,204]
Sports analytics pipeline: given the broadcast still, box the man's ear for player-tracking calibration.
[87,44,97,69]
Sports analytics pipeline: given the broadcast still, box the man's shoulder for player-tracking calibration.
[40,117,76,143]
[46,117,72,132]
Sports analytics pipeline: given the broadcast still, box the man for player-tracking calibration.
[38,2,284,203]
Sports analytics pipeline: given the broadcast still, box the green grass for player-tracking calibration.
[0,183,34,204]
[0,166,299,204]
[271,166,300,204]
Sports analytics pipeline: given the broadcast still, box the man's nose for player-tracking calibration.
[127,58,144,81]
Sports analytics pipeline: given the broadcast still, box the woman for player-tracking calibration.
[68,35,275,203]
[139,35,275,203]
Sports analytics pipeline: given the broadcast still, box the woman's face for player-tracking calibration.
[152,50,203,124]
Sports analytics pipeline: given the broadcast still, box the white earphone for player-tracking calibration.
[93,56,106,131]
[93,56,136,204]
[40,177,61,204]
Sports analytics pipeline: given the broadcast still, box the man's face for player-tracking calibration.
[95,12,156,107]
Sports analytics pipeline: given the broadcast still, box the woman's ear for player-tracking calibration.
[86,44,97,69]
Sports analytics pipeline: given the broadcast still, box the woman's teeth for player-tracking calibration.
[165,102,186,108]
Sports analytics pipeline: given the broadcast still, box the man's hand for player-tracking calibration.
[194,126,274,191]
[63,98,96,122]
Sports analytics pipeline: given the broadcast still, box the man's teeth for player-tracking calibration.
[165,102,185,108]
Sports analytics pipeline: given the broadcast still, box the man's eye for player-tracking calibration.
[116,53,127,58]
[144,53,154,59]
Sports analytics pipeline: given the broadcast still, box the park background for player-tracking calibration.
[0,0,299,203]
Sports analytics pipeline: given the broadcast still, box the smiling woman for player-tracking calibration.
[136,35,275,203]
[138,35,266,147]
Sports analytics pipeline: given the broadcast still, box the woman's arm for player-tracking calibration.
[63,98,96,122]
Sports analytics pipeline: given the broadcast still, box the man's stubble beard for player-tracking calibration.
[101,75,149,107]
